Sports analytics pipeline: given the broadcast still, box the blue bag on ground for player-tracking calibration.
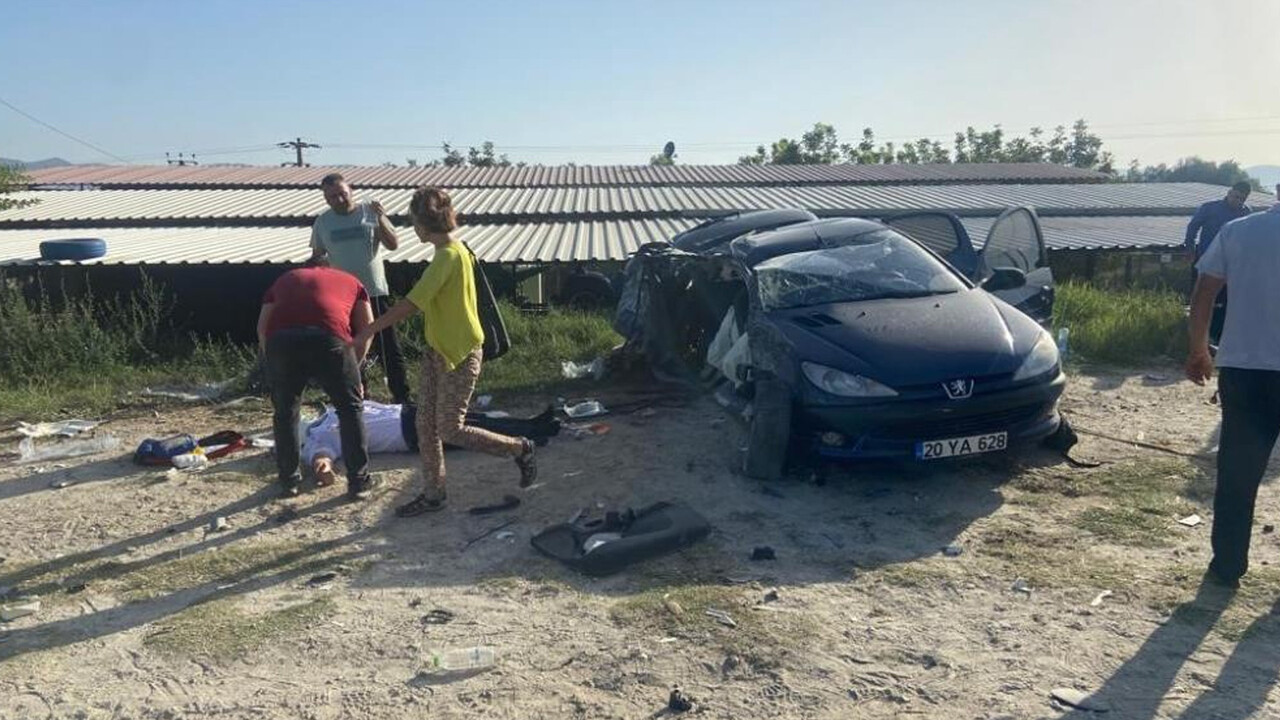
[132,434,198,466]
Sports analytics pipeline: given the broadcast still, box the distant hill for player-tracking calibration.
[1247,165,1280,190]
[0,157,73,170]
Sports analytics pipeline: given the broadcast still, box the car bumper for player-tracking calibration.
[797,372,1066,460]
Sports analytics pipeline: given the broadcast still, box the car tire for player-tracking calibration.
[562,272,615,310]
[743,377,791,480]
[39,238,107,261]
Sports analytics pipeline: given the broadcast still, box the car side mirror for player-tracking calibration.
[982,267,1027,292]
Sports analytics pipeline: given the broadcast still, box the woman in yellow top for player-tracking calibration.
[352,186,536,517]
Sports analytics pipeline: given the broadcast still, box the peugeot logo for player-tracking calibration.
[943,378,974,400]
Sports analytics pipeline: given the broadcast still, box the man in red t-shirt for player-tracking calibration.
[257,262,378,500]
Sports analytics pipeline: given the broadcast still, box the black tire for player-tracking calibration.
[743,377,792,480]
[562,273,615,310]
[40,238,107,261]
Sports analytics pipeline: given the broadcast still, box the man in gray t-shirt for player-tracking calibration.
[1186,190,1280,589]
[310,172,412,405]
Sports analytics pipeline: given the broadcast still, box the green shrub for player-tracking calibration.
[1051,281,1187,365]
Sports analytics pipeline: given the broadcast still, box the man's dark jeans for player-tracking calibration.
[266,328,370,490]
[1211,367,1280,580]
[370,296,412,406]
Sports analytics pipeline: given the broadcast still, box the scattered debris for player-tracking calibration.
[563,399,607,418]
[307,572,339,586]
[562,470,583,478]
[561,358,605,381]
[1012,578,1033,595]
[721,654,741,675]
[667,686,694,713]
[1177,514,1203,528]
[762,588,780,603]
[0,599,41,622]
[942,544,964,557]
[1050,687,1109,713]
[662,594,685,617]
[723,575,760,585]
[705,608,737,628]
[275,507,300,524]
[463,519,518,550]
[49,480,74,489]
[1265,525,1275,535]
[1143,373,1171,383]
[250,437,275,449]
[17,419,100,438]
[638,407,657,418]
[209,516,229,533]
[420,609,455,625]
[563,422,611,439]
[1089,590,1113,607]
[750,546,776,561]
[64,582,88,595]
[494,531,516,541]
[18,434,121,464]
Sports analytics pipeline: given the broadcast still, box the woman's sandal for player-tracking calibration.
[516,438,537,488]
[395,493,446,518]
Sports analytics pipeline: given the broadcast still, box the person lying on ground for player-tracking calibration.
[303,400,559,487]
[351,186,536,517]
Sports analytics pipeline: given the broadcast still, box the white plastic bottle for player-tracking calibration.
[430,646,497,672]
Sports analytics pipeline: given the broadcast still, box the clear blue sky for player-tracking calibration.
[3,0,1278,168]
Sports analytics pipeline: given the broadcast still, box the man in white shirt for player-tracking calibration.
[1186,186,1280,589]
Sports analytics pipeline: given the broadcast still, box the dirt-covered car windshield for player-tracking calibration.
[755,229,967,311]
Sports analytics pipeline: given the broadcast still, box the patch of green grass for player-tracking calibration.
[144,596,335,659]
[1075,506,1179,547]
[1052,281,1187,365]
[610,585,814,670]
[974,522,1134,593]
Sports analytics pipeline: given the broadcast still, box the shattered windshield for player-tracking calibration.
[754,229,966,311]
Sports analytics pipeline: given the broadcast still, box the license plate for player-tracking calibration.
[916,431,1008,460]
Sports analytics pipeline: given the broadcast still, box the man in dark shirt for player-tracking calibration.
[1186,181,1253,262]
[1185,181,1253,342]
[257,261,377,500]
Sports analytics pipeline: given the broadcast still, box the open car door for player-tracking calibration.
[883,212,980,279]
[978,206,1053,325]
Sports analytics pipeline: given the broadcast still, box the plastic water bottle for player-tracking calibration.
[1056,327,1071,362]
[430,646,497,672]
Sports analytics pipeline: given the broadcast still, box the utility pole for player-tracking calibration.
[277,137,320,167]
[165,152,198,166]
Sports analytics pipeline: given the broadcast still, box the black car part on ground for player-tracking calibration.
[530,501,710,576]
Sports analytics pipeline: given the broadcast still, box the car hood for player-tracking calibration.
[772,289,1044,388]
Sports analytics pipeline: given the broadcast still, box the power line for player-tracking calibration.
[0,95,130,163]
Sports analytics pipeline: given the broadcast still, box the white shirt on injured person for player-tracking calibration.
[303,400,408,464]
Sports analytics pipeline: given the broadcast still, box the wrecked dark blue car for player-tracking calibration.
[615,208,1065,479]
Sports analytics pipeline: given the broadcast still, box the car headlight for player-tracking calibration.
[1013,333,1059,382]
[801,362,898,398]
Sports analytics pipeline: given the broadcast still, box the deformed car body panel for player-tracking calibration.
[613,207,1064,478]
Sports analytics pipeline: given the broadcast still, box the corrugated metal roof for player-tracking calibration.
[4,183,1270,227]
[27,162,1109,189]
[0,219,697,267]
[0,214,1209,268]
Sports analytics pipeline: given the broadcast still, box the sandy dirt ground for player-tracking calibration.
[2,364,1280,720]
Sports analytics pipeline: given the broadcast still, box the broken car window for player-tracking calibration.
[754,230,966,311]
